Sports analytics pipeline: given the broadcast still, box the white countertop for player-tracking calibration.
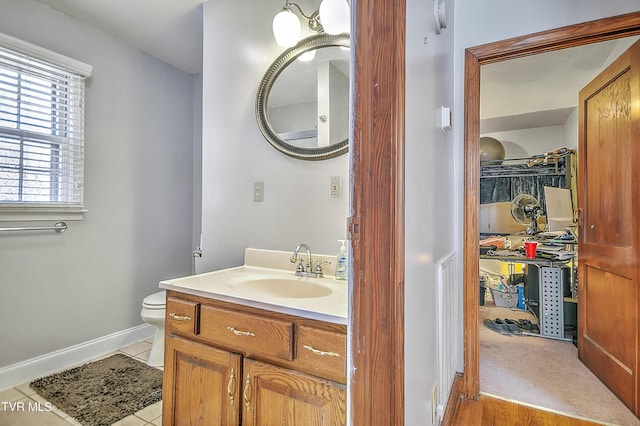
[159,249,348,325]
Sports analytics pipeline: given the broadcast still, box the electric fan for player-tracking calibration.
[510,194,543,235]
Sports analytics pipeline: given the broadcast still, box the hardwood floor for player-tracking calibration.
[449,394,601,426]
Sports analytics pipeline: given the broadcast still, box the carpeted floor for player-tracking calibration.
[29,353,163,426]
[480,303,640,426]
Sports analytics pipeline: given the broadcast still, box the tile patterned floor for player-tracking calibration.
[0,339,162,426]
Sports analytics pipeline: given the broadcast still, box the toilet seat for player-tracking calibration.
[142,291,166,309]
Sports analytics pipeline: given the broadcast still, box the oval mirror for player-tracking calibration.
[256,33,350,160]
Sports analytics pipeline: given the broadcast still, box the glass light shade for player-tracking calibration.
[319,0,350,35]
[273,10,301,47]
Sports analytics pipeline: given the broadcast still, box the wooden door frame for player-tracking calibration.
[349,0,405,424]
[463,12,640,399]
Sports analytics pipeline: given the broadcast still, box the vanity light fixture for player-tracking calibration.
[272,0,350,48]
[319,0,350,35]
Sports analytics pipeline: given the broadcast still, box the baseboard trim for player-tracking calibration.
[478,391,611,425]
[442,372,464,425]
[0,324,155,392]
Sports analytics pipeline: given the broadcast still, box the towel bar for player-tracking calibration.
[0,221,67,233]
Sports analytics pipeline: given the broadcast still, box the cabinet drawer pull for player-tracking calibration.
[243,374,252,412]
[227,326,256,337]
[303,344,341,357]
[227,368,236,405]
[169,313,192,321]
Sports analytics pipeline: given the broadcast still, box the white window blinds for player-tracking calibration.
[0,33,91,215]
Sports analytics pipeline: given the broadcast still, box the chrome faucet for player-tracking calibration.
[290,243,323,278]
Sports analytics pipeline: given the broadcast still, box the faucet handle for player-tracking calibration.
[295,258,305,273]
[313,259,324,276]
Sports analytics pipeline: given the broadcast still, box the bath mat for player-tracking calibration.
[30,353,162,425]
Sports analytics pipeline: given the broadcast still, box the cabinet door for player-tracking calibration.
[242,359,346,426]
[163,334,242,426]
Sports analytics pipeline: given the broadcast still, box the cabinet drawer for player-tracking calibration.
[166,297,199,335]
[296,325,346,382]
[200,305,294,361]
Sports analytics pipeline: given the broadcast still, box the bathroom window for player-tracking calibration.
[0,33,92,220]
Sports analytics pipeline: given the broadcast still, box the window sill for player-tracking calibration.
[0,206,87,222]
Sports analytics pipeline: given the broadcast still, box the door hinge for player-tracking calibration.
[574,208,583,226]
[347,216,360,241]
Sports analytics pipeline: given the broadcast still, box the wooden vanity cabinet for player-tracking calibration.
[242,359,346,426]
[163,334,241,425]
[163,291,347,426]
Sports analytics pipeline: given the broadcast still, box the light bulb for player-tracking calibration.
[319,0,350,35]
[273,9,301,47]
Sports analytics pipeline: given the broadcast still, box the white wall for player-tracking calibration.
[0,0,196,367]
[326,62,349,145]
[270,101,317,135]
[199,0,349,273]
[450,0,640,414]
[564,107,579,152]
[404,0,456,422]
[193,73,204,274]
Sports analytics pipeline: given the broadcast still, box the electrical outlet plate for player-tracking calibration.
[330,176,342,200]
[253,181,264,202]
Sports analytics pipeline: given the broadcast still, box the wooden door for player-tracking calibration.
[241,358,346,426]
[578,39,640,416]
[163,334,242,426]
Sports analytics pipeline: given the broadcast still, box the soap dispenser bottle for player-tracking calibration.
[335,240,348,280]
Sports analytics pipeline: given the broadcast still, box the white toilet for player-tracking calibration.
[140,290,166,367]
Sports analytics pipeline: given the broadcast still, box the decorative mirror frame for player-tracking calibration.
[256,33,350,161]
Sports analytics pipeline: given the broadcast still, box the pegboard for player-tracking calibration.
[540,267,564,338]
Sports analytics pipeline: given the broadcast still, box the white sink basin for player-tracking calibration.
[235,277,333,299]
[159,248,347,324]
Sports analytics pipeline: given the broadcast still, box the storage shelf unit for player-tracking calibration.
[479,150,574,207]
[480,150,573,180]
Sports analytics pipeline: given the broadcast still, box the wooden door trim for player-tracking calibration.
[463,11,640,399]
[350,0,406,424]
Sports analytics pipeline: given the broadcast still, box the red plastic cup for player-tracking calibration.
[524,241,538,258]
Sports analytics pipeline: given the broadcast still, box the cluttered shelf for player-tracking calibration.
[480,148,575,209]
[480,231,576,261]
[480,148,573,179]
[479,231,578,342]
[479,143,578,341]
[480,254,571,268]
